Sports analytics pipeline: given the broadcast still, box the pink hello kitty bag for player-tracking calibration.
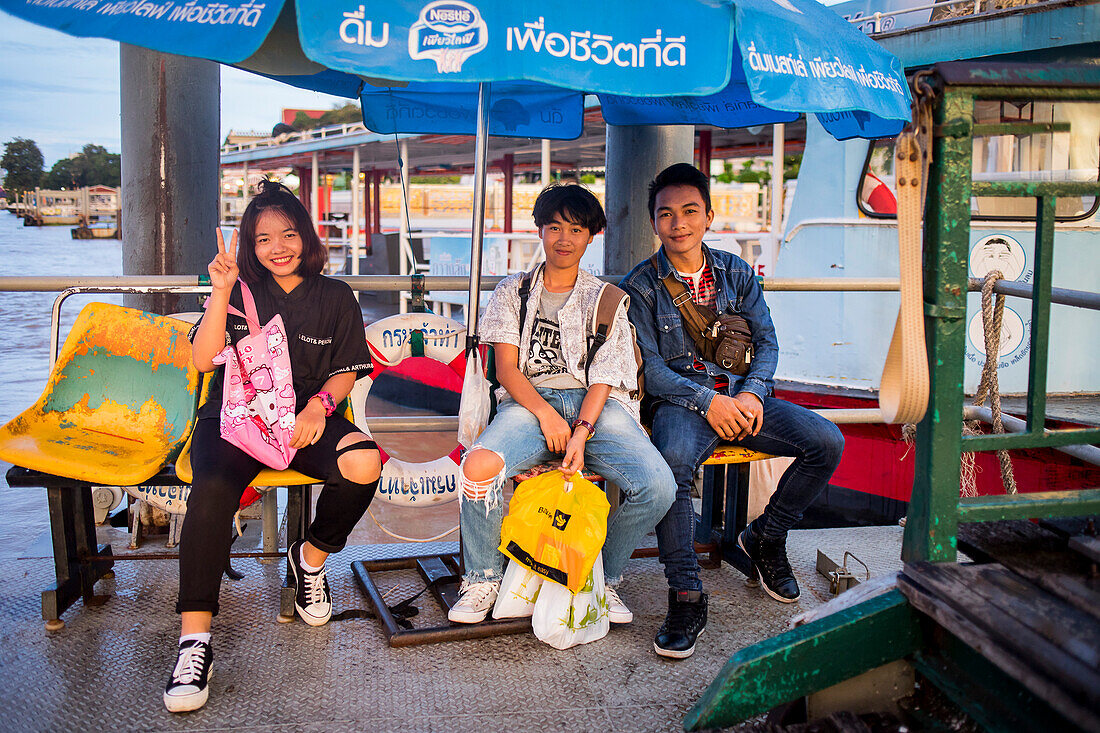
[209,280,297,469]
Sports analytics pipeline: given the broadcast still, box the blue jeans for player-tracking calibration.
[649,396,844,592]
[460,388,676,586]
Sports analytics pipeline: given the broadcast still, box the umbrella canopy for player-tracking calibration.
[3,0,910,137]
[2,0,912,336]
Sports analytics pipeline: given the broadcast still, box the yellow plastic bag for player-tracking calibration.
[499,470,610,593]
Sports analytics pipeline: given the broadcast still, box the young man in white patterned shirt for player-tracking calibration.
[449,184,676,626]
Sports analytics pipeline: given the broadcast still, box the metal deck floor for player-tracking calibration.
[0,526,903,732]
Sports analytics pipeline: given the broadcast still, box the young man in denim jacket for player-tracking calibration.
[621,164,844,659]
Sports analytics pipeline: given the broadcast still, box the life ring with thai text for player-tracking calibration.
[350,313,467,507]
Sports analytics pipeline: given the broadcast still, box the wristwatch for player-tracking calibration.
[571,419,596,440]
[314,391,337,417]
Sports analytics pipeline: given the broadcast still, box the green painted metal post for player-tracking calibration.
[902,89,973,564]
[1026,196,1055,432]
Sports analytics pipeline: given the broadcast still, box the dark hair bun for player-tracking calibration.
[256,179,294,198]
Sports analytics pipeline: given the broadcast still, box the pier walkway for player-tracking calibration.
[0,515,903,731]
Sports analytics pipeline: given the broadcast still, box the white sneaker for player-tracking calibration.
[163,640,213,713]
[605,584,633,624]
[288,540,332,627]
[448,580,500,623]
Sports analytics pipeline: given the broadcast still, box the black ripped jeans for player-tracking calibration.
[176,415,378,616]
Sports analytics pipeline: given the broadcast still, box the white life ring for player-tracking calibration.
[350,313,467,507]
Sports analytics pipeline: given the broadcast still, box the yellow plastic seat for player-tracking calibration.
[0,303,202,486]
[174,371,320,486]
[703,445,773,465]
[175,437,319,486]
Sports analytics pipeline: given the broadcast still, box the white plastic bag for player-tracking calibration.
[457,346,491,449]
[492,559,544,619]
[531,553,610,650]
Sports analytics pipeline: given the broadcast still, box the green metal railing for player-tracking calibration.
[903,63,1100,563]
[687,63,1100,730]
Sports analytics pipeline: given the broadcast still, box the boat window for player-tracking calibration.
[858,139,898,218]
[858,100,1100,221]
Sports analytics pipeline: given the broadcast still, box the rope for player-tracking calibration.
[962,270,1018,495]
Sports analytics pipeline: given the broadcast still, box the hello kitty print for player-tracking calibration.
[208,281,298,469]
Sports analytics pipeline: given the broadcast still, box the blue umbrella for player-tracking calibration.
[3,0,910,136]
[2,0,912,327]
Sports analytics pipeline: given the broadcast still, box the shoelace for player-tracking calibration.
[458,581,496,607]
[756,540,795,581]
[171,644,207,685]
[605,586,627,610]
[302,564,329,606]
[661,600,704,632]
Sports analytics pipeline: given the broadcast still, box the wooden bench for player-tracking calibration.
[898,518,1100,730]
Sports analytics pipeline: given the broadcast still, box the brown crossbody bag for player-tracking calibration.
[650,253,753,376]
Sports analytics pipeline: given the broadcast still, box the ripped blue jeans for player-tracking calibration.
[460,387,675,586]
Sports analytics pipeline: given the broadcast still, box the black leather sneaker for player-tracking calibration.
[653,589,708,659]
[737,521,800,603]
[163,639,213,713]
[288,539,332,626]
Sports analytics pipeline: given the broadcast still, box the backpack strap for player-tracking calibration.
[649,252,717,345]
[584,282,629,384]
[516,264,540,340]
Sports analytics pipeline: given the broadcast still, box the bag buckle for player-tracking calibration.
[672,292,692,307]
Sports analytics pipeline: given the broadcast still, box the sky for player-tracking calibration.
[0,13,349,169]
[0,1,856,171]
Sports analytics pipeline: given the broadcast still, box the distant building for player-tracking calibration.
[223,130,269,146]
[282,109,326,126]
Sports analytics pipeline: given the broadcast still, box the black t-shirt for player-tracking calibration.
[192,274,372,419]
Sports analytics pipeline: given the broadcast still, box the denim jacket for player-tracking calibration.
[620,245,778,417]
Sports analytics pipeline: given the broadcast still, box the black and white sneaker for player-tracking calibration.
[288,539,332,626]
[163,639,213,713]
[738,520,800,603]
[653,589,708,659]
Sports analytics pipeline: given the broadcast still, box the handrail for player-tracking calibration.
[10,264,1095,437]
[784,217,1099,245]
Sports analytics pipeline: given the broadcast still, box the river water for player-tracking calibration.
[0,211,466,557]
[0,212,125,557]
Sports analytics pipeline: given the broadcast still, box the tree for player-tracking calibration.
[1,138,44,195]
[73,144,121,187]
[41,144,121,189]
[293,103,362,131]
[714,154,802,185]
[43,158,77,189]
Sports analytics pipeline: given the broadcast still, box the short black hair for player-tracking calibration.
[647,163,712,220]
[237,180,325,283]
[532,183,606,235]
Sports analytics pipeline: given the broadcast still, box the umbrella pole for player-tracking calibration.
[465,82,491,345]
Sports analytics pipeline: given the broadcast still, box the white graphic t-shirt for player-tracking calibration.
[527,287,586,390]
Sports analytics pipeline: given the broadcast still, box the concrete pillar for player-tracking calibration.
[603,125,694,276]
[541,139,551,188]
[310,152,319,231]
[399,140,411,313]
[372,170,382,233]
[296,166,310,213]
[120,44,219,314]
[770,123,785,236]
[502,153,514,233]
[697,129,712,176]
[350,148,361,300]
